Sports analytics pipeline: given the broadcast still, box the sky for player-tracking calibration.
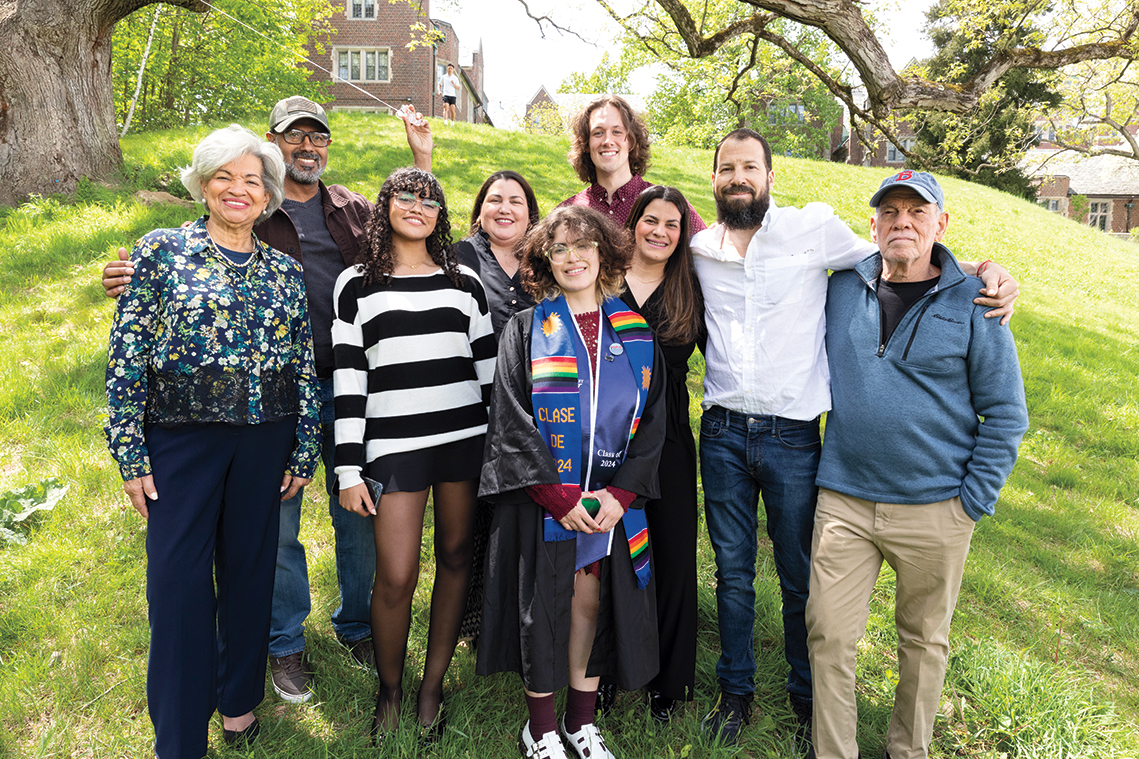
[436,0,937,127]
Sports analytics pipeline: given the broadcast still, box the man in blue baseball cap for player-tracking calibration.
[804,171,1029,759]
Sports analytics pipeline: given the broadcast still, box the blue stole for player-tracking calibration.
[530,294,654,589]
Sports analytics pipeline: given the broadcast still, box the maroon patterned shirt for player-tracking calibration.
[559,175,707,232]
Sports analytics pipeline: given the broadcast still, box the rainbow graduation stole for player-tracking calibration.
[531,295,654,589]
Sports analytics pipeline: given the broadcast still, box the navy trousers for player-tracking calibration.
[144,419,294,759]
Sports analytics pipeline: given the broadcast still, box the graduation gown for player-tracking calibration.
[476,306,667,692]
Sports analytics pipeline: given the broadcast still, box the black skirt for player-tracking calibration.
[366,435,485,494]
[476,493,660,693]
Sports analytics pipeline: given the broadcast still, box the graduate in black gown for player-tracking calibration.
[477,206,666,759]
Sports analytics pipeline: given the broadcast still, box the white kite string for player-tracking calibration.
[195,0,408,113]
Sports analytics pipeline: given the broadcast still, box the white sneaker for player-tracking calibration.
[559,716,616,759]
[519,719,569,758]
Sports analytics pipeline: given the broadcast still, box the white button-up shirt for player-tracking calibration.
[692,200,876,420]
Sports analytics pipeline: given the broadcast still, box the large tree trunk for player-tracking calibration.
[0,0,204,207]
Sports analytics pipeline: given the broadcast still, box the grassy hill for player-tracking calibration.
[0,112,1137,758]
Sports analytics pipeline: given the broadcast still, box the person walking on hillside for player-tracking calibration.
[100,96,433,704]
[807,171,1028,759]
[440,63,461,125]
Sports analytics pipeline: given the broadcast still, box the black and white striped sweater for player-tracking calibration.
[332,264,496,490]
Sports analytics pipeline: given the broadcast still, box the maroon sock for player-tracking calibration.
[563,687,597,734]
[525,692,557,738]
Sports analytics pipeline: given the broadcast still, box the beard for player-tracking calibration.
[284,149,325,185]
[715,183,770,230]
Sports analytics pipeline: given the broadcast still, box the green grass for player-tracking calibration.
[1,111,1137,758]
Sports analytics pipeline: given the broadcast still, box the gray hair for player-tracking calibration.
[181,124,285,223]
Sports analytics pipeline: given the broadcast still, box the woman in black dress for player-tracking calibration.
[619,185,705,722]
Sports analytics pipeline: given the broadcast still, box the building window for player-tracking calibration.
[335,48,389,83]
[1038,199,1060,213]
[887,138,916,163]
[1088,201,1110,231]
[768,103,807,125]
[348,0,375,18]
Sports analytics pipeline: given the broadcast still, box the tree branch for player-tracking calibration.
[515,0,599,45]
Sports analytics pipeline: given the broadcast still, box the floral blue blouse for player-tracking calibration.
[105,217,321,481]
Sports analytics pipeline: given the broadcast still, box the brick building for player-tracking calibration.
[307,0,491,124]
[1025,149,1139,236]
[829,87,917,167]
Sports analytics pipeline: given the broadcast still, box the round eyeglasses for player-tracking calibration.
[393,192,443,217]
[545,239,598,262]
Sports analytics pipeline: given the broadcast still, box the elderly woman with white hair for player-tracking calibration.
[104,124,320,758]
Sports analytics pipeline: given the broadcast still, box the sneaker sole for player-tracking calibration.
[272,680,314,703]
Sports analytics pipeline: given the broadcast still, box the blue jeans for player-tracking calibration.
[700,406,820,700]
[270,379,376,656]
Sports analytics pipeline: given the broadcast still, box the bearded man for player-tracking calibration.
[691,129,1019,754]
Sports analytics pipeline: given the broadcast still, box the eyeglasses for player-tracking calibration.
[545,239,598,262]
[279,129,331,147]
[393,192,443,217]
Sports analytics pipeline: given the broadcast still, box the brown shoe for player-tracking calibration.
[341,635,376,673]
[270,651,314,703]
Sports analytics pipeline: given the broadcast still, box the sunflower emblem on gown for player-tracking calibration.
[541,313,562,336]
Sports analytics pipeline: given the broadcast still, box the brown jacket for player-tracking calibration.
[254,182,373,266]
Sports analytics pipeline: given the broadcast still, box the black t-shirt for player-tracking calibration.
[877,275,939,348]
[281,195,347,377]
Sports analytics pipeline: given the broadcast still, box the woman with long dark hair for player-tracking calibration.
[619,185,705,721]
[333,167,496,741]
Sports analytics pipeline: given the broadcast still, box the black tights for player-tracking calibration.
[370,480,476,732]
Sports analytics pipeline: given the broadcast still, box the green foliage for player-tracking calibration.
[904,0,1062,199]
[0,479,67,546]
[517,101,568,136]
[946,638,1121,757]
[641,13,842,157]
[567,1,842,156]
[558,50,633,95]
[1069,194,1091,223]
[111,0,334,132]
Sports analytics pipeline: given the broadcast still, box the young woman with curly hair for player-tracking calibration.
[332,167,496,741]
[477,205,667,759]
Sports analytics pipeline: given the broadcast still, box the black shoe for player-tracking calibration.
[595,682,617,718]
[419,697,446,746]
[789,693,813,749]
[222,717,260,747]
[701,691,752,745]
[648,690,680,723]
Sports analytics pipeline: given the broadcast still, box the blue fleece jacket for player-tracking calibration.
[816,244,1028,521]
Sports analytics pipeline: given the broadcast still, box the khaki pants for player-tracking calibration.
[806,489,976,759]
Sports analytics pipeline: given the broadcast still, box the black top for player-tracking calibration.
[877,275,939,348]
[453,232,536,338]
[620,284,706,447]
